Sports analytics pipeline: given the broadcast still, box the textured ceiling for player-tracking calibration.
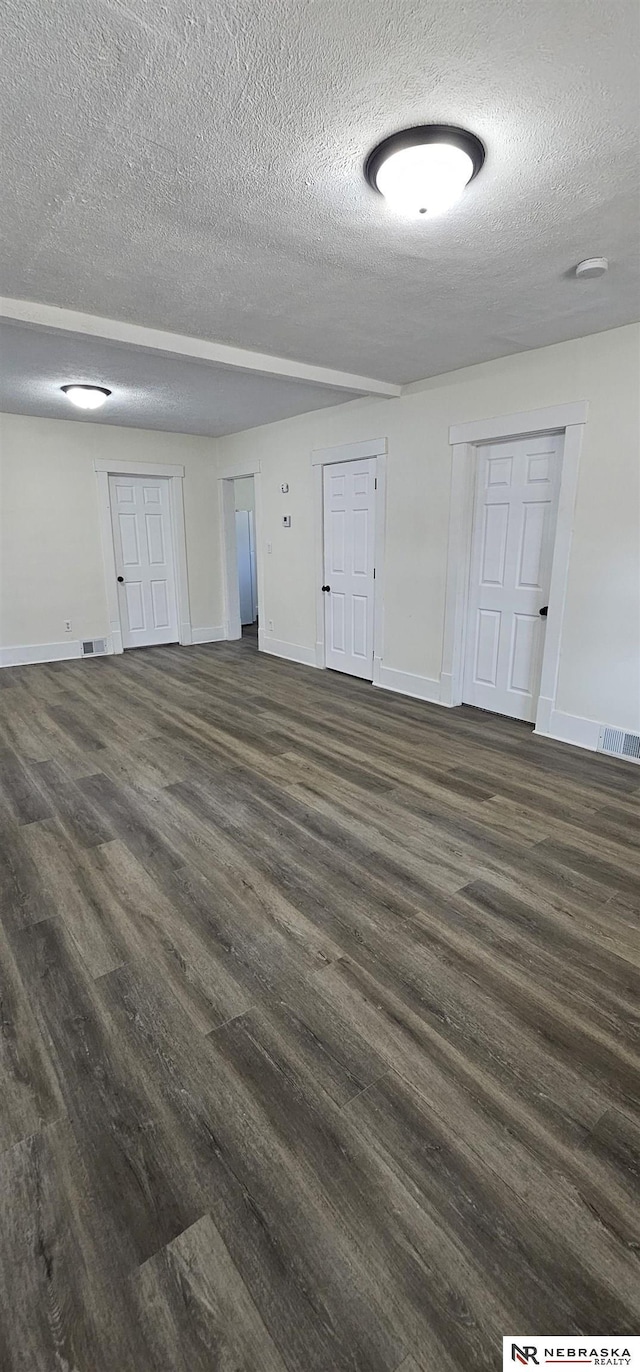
[0,322,356,435]
[2,0,640,396]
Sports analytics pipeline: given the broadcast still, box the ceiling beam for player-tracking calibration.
[0,298,402,399]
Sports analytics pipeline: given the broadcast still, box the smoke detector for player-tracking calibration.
[575,258,608,280]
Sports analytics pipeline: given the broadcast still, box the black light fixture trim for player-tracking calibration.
[61,384,112,398]
[365,123,485,192]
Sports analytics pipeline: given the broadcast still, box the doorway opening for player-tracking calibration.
[219,464,263,649]
[234,476,258,645]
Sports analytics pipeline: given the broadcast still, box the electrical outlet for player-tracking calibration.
[64,619,72,633]
[267,541,273,554]
[268,619,274,632]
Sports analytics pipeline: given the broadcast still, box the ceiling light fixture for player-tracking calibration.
[365,123,485,219]
[61,384,112,409]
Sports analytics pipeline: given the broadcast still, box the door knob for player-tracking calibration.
[117,575,124,583]
[539,605,548,617]
[322,584,330,592]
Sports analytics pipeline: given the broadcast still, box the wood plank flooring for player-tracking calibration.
[0,634,638,1371]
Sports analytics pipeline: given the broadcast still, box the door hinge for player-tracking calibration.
[373,568,376,579]
[374,477,377,490]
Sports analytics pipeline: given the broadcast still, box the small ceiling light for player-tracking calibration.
[365,124,485,219]
[61,384,112,409]
[575,257,608,280]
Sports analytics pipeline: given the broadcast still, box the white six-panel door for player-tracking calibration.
[109,475,179,649]
[463,433,562,721]
[323,457,376,679]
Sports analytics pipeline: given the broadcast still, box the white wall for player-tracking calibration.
[2,325,638,745]
[233,475,255,511]
[215,324,640,736]
[0,414,222,661]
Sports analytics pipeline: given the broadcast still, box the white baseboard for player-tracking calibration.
[374,662,442,704]
[191,625,226,645]
[1,639,84,668]
[535,708,601,752]
[0,628,231,666]
[2,636,631,767]
[258,631,318,667]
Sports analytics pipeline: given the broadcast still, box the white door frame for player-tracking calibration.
[95,458,192,654]
[218,461,264,642]
[311,437,387,676]
[441,401,588,735]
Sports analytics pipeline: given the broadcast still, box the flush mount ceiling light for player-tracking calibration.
[61,384,112,409]
[365,124,485,219]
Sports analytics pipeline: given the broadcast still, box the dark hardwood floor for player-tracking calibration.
[0,635,638,1371]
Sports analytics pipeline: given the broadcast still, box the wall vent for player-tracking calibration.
[81,638,108,657]
[597,725,640,764]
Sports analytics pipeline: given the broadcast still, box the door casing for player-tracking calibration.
[441,402,588,737]
[311,436,387,678]
[461,432,563,721]
[95,458,192,654]
[109,473,179,649]
[322,456,377,679]
[218,462,264,643]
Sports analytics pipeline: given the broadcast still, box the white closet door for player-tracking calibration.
[323,457,376,679]
[109,475,179,649]
[463,433,562,721]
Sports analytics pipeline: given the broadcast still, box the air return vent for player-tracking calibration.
[597,725,640,763]
[81,638,108,657]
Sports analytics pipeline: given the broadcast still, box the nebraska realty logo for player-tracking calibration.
[503,1337,640,1369]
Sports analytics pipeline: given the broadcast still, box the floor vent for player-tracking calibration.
[81,638,108,657]
[598,725,640,763]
